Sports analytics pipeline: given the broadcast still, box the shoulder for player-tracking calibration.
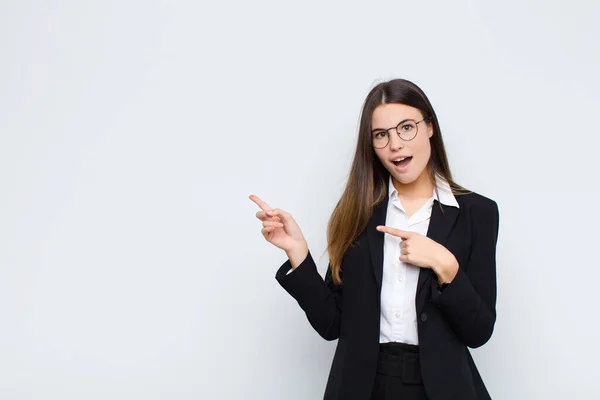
[454,190,500,242]
[454,190,500,248]
[455,190,499,219]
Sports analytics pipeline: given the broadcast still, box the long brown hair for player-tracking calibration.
[326,79,469,285]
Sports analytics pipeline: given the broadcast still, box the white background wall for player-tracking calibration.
[1,1,599,399]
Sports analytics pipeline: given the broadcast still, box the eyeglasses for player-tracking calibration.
[371,118,427,149]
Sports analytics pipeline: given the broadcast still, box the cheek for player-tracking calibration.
[413,138,432,161]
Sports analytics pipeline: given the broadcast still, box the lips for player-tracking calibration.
[391,156,413,168]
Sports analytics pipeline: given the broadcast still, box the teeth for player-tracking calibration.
[393,157,407,162]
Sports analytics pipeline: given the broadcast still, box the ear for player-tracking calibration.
[427,123,434,138]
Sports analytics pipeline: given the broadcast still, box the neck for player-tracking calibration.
[392,170,434,200]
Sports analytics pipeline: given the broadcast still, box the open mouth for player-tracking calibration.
[392,156,413,167]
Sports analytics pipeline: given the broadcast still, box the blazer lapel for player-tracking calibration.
[416,200,459,296]
[366,194,389,290]
[366,196,459,297]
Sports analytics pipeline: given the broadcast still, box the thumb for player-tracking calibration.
[268,208,293,223]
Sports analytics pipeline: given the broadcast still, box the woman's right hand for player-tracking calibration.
[249,194,308,268]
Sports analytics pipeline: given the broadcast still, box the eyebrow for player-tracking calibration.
[371,118,412,133]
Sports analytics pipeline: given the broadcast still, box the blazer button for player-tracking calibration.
[420,312,428,322]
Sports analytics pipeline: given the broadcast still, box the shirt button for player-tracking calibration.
[397,276,403,282]
[395,313,401,319]
[420,313,428,322]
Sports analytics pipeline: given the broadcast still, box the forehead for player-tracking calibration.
[371,103,423,129]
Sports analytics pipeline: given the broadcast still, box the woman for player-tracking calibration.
[250,79,499,400]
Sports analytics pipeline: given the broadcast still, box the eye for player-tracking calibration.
[373,131,387,139]
[400,123,414,133]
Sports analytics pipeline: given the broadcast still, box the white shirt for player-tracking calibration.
[379,174,459,344]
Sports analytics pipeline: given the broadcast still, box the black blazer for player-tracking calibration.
[275,190,500,400]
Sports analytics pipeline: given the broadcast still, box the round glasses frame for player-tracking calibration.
[371,118,427,149]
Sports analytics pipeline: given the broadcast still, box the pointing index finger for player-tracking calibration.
[249,194,272,211]
[376,225,411,239]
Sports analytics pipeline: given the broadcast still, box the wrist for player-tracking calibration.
[286,242,309,269]
[434,253,459,283]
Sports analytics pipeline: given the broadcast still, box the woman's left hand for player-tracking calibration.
[376,225,459,283]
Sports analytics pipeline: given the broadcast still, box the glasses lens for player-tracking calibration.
[397,121,418,140]
[372,132,389,149]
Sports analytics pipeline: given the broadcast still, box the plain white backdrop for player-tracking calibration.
[1,1,599,399]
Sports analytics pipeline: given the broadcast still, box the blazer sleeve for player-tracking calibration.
[275,251,343,341]
[431,199,500,348]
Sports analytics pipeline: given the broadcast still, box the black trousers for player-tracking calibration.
[370,342,428,400]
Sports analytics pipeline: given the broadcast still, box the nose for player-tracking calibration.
[388,132,404,151]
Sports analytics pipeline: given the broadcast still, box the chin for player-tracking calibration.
[387,163,428,186]
[388,170,417,185]
[396,175,419,185]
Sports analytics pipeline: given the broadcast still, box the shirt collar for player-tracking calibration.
[388,174,460,209]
